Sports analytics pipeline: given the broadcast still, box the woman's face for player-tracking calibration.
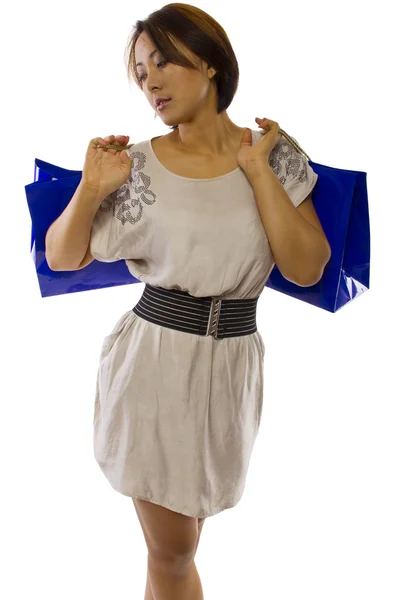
[134,31,217,127]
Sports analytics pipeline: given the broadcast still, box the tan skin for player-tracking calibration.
[77,31,249,269]
[135,30,248,177]
[133,498,206,600]
[131,30,247,600]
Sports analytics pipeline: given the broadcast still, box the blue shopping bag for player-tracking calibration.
[266,157,370,313]
[25,158,140,298]
[25,131,370,311]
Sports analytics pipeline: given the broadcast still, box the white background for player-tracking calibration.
[2,0,399,598]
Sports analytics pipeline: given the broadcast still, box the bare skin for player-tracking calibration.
[150,128,248,179]
[135,29,246,161]
[133,498,206,600]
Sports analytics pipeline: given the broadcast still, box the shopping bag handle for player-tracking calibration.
[273,128,312,162]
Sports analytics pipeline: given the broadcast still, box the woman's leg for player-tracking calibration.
[133,498,206,600]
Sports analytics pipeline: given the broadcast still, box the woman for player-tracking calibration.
[87,4,330,599]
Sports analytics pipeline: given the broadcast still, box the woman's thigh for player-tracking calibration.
[132,498,203,564]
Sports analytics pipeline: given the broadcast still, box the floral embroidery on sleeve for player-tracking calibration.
[98,150,157,226]
[269,137,307,186]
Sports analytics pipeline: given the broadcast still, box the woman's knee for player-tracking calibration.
[148,546,195,576]
[133,498,199,565]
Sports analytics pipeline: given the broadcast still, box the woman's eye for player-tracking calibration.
[138,61,167,83]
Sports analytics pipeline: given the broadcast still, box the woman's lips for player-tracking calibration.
[157,99,172,111]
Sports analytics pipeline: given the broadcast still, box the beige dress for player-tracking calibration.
[90,129,318,518]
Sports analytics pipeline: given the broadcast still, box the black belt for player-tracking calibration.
[132,283,260,340]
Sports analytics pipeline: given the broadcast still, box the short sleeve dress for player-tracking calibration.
[90,128,318,518]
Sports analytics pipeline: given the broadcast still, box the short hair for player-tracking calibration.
[124,3,240,131]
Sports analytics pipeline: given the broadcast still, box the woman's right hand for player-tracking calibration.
[81,135,133,199]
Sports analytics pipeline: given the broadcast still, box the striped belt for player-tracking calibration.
[132,283,260,340]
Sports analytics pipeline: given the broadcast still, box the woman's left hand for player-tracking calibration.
[238,117,282,173]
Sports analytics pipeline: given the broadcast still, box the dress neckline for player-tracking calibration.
[148,130,256,183]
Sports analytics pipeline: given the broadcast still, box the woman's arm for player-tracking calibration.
[45,182,104,271]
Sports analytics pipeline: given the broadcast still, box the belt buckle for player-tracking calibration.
[206,297,222,339]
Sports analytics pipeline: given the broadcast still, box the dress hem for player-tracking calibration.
[101,473,243,518]
[129,493,239,518]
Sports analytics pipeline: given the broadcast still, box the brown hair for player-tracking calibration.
[124,3,240,130]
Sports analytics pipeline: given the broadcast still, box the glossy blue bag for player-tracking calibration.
[25,158,139,298]
[265,132,370,313]
[25,131,370,311]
